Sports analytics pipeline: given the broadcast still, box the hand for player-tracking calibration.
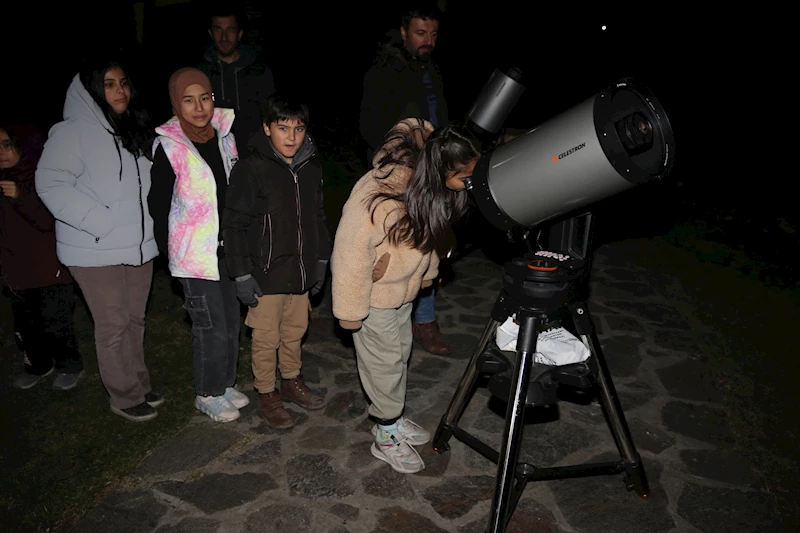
[235,275,263,307]
[0,181,19,199]
[421,279,433,289]
[310,259,329,297]
[339,320,362,330]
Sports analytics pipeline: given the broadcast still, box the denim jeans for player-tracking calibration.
[11,283,83,375]
[414,286,436,324]
[179,259,240,397]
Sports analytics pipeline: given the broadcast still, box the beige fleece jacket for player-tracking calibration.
[331,119,438,325]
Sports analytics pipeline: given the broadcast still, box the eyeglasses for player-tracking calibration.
[0,140,13,152]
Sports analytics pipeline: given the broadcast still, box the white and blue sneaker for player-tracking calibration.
[371,416,431,446]
[224,387,250,409]
[195,395,240,422]
[371,424,425,474]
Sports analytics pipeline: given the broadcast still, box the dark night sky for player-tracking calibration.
[3,2,718,215]
[3,3,691,135]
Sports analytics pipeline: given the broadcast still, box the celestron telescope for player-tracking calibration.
[432,69,675,533]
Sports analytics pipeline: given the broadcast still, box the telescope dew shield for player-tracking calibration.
[466,68,526,136]
[468,78,675,230]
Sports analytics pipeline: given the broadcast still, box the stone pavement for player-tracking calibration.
[72,242,785,533]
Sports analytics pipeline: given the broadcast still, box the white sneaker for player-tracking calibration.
[194,395,240,422]
[224,387,250,408]
[371,430,425,474]
[371,416,431,446]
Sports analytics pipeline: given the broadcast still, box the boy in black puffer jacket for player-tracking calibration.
[222,94,330,429]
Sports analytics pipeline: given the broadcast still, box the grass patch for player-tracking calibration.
[0,268,202,532]
[0,156,359,532]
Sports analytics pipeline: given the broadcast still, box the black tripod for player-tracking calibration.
[431,251,649,533]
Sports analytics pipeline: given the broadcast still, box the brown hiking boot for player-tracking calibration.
[257,391,294,429]
[281,375,325,410]
[413,321,452,355]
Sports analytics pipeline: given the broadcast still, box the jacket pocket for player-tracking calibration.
[183,295,212,330]
[372,252,391,282]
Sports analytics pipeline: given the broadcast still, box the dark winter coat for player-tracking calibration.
[0,124,72,290]
[198,44,276,156]
[359,39,448,163]
[222,130,330,294]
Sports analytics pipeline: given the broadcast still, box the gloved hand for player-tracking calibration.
[235,274,263,307]
[309,259,329,297]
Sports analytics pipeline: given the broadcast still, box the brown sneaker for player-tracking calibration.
[257,391,294,429]
[281,375,325,410]
[412,321,452,355]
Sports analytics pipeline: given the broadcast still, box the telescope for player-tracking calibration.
[433,68,675,533]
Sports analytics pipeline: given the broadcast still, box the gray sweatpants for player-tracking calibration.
[352,303,413,421]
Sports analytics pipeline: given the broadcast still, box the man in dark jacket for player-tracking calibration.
[360,5,448,167]
[359,4,451,355]
[198,5,276,156]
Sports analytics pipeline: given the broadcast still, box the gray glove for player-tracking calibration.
[310,260,329,297]
[235,275,263,307]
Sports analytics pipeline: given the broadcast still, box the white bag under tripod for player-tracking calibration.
[495,315,591,366]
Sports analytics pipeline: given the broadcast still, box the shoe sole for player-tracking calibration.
[52,371,84,391]
[194,399,240,423]
[257,410,294,429]
[14,367,55,390]
[370,424,431,446]
[370,442,425,474]
[110,405,158,422]
[146,396,165,408]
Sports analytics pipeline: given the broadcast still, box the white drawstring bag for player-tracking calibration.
[495,315,590,366]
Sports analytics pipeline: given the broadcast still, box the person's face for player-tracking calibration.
[401,17,439,59]
[104,67,131,115]
[0,130,21,169]
[264,119,306,163]
[180,84,214,128]
[209,16,242,58]
[445,157,479,191]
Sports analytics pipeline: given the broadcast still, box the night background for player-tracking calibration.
[2,2,798,532]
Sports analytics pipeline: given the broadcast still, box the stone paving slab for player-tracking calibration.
[72,242,786,533]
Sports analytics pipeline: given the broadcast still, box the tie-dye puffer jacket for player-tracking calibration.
[153,108,238,280]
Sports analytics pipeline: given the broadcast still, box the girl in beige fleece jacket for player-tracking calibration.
[331,118,480,473]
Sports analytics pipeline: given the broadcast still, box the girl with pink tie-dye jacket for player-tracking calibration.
[149,68,250,423]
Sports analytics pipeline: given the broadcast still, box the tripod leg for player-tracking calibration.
[488,310,542,533]
[432,317,501,452]
[569,302,650,497]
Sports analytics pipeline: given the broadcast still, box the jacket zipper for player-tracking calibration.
[292,170,305,288]
[290,157,314,291]
[135,157,144,265]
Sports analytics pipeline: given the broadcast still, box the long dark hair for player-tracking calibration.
[79,56,154,161]
[369,121,480,254]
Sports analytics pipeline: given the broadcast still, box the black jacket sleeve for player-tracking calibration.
[148,145,175,258]
[221,159,258,279]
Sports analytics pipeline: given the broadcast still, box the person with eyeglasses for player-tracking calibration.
[1,123,84,391]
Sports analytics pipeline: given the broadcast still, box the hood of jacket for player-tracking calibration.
[374,36,439,75]
[248,128,317,171]
[62,74,114,132]
[203,43,258,70]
